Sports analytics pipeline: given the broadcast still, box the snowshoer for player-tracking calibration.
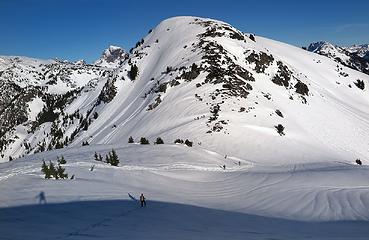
[140,193,146,207]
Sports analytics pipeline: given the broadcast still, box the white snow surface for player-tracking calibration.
[1,144,369,239]
[1,16,369,239]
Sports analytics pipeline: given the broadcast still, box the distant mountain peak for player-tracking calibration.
[307,41,369,75]
[95,45,127,67]
[307,41,339,53]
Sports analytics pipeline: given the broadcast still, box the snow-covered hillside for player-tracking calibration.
[1,16,369,239]
[1,143,369,239]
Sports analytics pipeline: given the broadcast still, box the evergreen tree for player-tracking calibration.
[128,136,134,143]
[140,137,150,144]
[109,149,120,166]
[155,137,164,144]
[129,64,139,80]
[41,160,52,179]
[55,140,64,149]
[56,164,68,179]
[99,154,103,162]
[49,161,58,179]
[94,152,98,160]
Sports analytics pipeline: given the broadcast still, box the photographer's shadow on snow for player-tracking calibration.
[0,200,368,240]
[36,191,47,204]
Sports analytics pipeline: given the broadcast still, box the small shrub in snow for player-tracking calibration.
[155,137,164,144]
[275,109,284,118]
[128,136,134,143]
[354,79,365,90]
[57,156,66,164]
[174,139,184,144]
[93,112,99,119]
[140,137,150,145]
[275,124,285,136]
[184,139,193,147]
[356,159,362,165]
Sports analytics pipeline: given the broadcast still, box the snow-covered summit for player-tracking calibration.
[94,45,127,68]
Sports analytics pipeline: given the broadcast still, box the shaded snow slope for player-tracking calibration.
[2,200,369,240]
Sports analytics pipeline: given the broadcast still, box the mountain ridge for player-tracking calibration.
[0,16,368,164]
[307,41,369,75]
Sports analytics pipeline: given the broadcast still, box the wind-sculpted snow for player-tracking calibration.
[1,144,369,239]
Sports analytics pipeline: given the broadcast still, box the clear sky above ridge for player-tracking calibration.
[1,0,368,63]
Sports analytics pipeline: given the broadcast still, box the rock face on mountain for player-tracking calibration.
[307,41,369,75]
[0,16,368,164]
[94,45,128,68]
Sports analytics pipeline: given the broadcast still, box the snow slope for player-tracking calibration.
[1,144,369,239]
[1,16,369,239]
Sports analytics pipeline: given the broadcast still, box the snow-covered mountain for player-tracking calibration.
[307,41,369,75]
[1,16,369,239]
[1,17,368,164]
[346,44,369,58]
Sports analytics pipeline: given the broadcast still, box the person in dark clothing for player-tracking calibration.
[140,193,146,207]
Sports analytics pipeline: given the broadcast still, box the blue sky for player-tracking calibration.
[1,0,368,63]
